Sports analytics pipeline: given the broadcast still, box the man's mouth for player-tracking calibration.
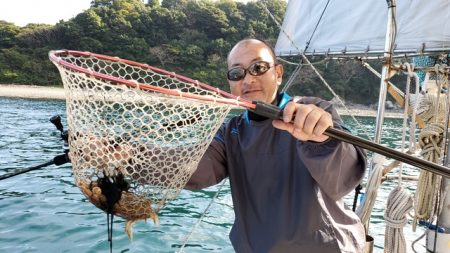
[243,89,261,95]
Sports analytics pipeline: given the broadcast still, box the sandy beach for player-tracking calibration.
[0,84,66,100]
[0,84,402,118]
[335,105,403,118]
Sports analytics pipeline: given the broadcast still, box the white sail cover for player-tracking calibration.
[275,0,450,56]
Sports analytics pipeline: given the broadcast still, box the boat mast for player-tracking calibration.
[363,0,397,233]
[373,0,396,144]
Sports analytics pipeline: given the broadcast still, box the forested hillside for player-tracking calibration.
[0,0,393,105]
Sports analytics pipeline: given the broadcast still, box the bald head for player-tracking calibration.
[227,39,277,66]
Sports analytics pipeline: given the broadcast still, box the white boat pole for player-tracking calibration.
[365,0,396,225]
[373,0,396,144]
[363,1,397,233]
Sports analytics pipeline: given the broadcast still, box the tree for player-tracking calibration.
[16,25,57,48]
[73,9,106,38]
[149,45,173,67]
[186,0,229,39]
[0,21,20,48]
[146,0,159,8]
[216,0,245,41]
[161,0,189,10]
[146,7,187,45]
[91,0,113,8]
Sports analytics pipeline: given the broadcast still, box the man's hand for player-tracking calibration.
[272,101,333,142]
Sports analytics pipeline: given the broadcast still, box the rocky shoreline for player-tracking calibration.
[0,84,403,118]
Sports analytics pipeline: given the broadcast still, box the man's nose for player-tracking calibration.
[242,72,256,84]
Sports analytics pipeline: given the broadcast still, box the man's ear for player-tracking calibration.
[275,64,283,85]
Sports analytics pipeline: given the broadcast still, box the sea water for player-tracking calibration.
[0,97,427,252]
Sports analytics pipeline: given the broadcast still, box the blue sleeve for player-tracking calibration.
[185,124,228,189]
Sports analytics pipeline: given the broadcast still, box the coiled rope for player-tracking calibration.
[357,63,418,229]
[383,63,415,253]
[415,90,447,123]
[413,65,448,231]
[413,122,445,230]
[384,187,414,253]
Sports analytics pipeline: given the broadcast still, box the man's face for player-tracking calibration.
[227,40,283,103]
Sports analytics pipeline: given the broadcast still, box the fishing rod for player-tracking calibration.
[253,101,450,178]
[0,115,70,181]
[0,156,68,180]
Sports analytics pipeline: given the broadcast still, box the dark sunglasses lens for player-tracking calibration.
[248,62,270,76]
[227,68,245,81]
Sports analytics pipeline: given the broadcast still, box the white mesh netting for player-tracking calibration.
[51,52,231,236]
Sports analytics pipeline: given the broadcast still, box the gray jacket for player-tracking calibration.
[187,95,367,253]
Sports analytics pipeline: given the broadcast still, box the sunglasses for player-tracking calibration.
[227,61,274,81]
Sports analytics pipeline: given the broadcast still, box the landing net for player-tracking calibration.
[50,51,232,213]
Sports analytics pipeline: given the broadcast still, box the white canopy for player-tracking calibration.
[275,0,450,56]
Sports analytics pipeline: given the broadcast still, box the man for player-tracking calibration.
[186,38,367,253]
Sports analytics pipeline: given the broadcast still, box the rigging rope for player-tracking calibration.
[262,1,373,141]
[356,153,384,224]
[406,64,421,153]
[413,122,445,230]
[263,0,331,94]
[416,80,448,123]
[360,63,417,240]
[177,179,228,253]
[290,54,374,141]
[383,63,415,253]
[412,65,448,231]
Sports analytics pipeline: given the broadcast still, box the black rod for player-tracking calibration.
[325,127,450,178]
[252,101,450,178]
[0,160,54,180]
